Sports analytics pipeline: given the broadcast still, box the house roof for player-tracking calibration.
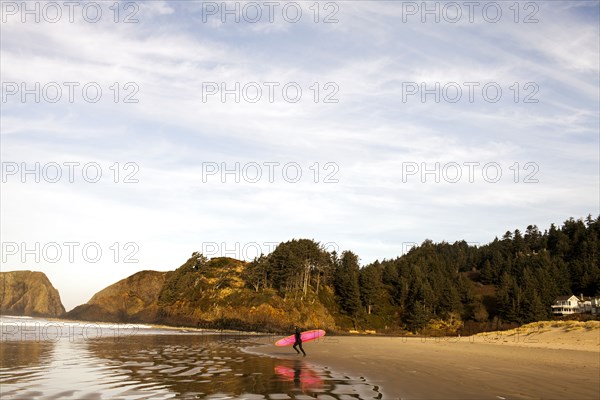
[553,295,600,302]
[554,295,577,301]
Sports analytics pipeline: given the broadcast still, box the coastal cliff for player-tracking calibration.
[65,270,170,323]
[0,270,66,317]
[66,255,337,331]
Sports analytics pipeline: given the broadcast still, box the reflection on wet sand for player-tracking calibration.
[0,341,55,385]
[1,334,383,399]
[274,359,324,390]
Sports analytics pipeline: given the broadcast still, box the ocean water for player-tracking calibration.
[0,316,382,399]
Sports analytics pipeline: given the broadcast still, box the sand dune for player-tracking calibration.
[470,320,600,352]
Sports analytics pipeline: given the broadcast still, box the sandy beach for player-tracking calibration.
[248,322,600,399]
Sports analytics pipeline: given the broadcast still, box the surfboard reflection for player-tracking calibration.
[274,360,324,390]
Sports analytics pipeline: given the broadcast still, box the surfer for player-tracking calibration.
[293,326,306,357]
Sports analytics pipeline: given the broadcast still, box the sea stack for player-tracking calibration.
[0,270,66,317]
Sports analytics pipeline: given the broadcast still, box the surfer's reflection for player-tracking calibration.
[274,359,323,390]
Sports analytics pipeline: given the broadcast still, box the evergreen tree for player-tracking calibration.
[405,300,430,333]
[334,251,362,316]
[359,264,381,314]
[237,214,599,333]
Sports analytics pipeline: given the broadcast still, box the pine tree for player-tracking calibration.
[334,251,362,316]
[405,300,430,333]
[359,265,381,314]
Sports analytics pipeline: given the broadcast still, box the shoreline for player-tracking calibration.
[246,327,600,399]
[2,314,598,398]
[0,314,270,336]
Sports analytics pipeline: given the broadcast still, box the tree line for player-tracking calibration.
[242,215,600,332]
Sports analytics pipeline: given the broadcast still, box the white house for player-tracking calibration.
[591,298,600,316]
[551,295,581,315]
[552,295,600,316]
[578,298,592,313]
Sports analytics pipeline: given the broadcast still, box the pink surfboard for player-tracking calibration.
[275,329,326,346]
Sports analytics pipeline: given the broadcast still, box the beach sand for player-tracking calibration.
[248,322,600,399]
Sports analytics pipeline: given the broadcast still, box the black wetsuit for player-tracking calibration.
[293,330,306,356]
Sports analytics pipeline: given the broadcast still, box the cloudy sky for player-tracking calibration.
[1,0,598,310]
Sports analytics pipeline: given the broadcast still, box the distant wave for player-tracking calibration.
[0,315,153,330]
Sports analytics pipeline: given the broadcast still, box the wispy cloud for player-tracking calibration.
[1,1,598,310]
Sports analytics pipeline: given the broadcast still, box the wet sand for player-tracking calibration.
[1,332,384,399]
[249,327,600,399]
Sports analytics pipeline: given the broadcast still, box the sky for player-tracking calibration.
[1,0,599,311]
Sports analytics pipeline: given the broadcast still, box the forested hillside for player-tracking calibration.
[245,215,600,333]
[69,215,599,334]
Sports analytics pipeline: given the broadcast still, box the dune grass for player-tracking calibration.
[475,320,600,338]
